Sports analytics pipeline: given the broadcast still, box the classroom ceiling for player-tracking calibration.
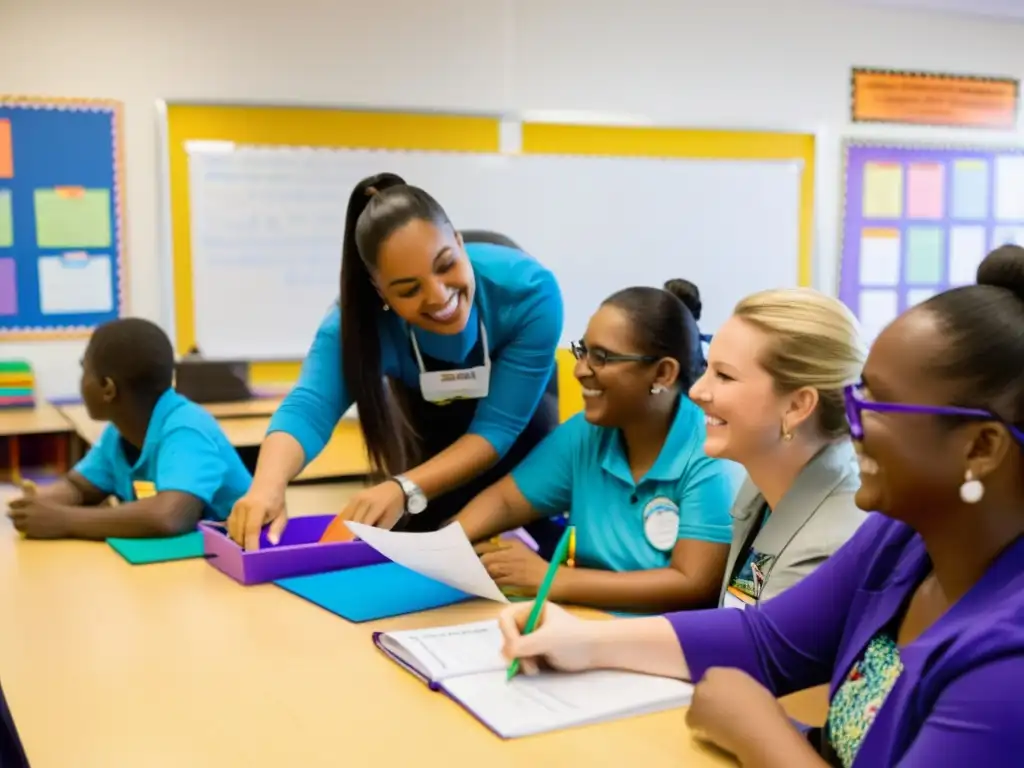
[844,0,1024,21]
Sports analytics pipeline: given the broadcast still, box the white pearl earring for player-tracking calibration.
[650,385,666,395]
[960,469,985,504]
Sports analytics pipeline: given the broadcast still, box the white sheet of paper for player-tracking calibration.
[949,226,987,286]
[346,521,509,603]
[858,289,899,343]
[995,156,1024,220]
[993,226,1024,250]
[907,288,936,307]
[859,230,900,285]
[37,253,114,314]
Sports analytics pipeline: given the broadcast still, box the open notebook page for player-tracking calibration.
[442,668,694,739]
[378,620,506,682]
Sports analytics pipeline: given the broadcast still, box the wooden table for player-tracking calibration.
[56,404,370,480]
[0,403,71,437]
[0,403,72,479]
[0,504,740,768]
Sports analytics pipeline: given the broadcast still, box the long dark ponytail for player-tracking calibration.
[339,172,453,477]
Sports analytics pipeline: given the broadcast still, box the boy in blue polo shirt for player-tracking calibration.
[6,319,251,540]
[454,282,742,614]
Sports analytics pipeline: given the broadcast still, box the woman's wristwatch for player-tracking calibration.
[392,475,428,515]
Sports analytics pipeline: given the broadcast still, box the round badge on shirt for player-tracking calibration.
[642,496,680,551]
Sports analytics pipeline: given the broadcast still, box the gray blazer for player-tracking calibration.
[718,440,867,606]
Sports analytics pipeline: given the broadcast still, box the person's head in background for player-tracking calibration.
[339,173,476,475]
[852,244,1024,536]
[80,318,174,424]
[689,288,865,495]
[572,280,704,429]
[459,230,522,250]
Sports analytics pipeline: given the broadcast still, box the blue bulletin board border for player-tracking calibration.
[0,96,128,340]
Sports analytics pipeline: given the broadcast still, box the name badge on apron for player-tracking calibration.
[410,320,491,405]
[133,480,157,500]
[642,496,680,552]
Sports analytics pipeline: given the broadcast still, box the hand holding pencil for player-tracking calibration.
[502,525,579,680]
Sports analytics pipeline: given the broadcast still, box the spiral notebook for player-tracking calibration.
[373,619,693,739]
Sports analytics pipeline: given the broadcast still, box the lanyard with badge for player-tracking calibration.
[410,319,491,405]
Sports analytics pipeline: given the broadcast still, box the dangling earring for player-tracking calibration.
[781,423,793,442]
[382,303,390,312]
[960,469,984,504]
[650,385,666,395]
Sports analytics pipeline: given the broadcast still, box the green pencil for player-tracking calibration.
[506,525,575,681]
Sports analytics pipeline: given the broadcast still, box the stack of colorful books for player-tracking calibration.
[0,361,35,409]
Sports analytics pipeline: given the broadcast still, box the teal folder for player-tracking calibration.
[107,531,205,564]
[275,562,472,623]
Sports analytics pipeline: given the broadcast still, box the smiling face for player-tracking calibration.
[574,304,676,427]
[689,316,803,463]
[373,219,476,335]
[852,309,997,520]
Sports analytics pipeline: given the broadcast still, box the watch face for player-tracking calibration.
[407,493,428,515]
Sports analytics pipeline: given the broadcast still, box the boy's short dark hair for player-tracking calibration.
[87,318,175,403]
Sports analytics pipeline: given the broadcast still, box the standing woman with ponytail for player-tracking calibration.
[227,174,564,550]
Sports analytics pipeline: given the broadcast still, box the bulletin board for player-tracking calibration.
[839,140,1024,341]
[0,97,127,339]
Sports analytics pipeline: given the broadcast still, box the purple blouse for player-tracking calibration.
[667,513,1024,766]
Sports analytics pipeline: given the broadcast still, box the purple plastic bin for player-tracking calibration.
[199,515,389,585]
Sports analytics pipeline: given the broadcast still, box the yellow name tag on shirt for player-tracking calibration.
[133,481,157,500]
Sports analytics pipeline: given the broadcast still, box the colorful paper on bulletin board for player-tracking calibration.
[0,190,12,247]
[852,68,1019,130]
[34,188,112,248]
[840,141,1024,343]
[0,97,126,340]
[0,119,12,178]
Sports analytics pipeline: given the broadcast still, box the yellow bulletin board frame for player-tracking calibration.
[521,121,817,420]
[161,102,501,385]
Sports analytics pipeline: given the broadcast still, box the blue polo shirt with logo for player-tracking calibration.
[73,389,252,521]
[511,397,740,572]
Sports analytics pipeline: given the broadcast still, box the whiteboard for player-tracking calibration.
[187,145,801,359]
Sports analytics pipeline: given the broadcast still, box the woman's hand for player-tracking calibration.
[337,480,406,529]
[686,667,790,759]
[476,539,550,595]
[497,601,600,675]
[228,489,288,551]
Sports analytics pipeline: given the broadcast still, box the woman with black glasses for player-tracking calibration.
[453,281,742,614]
[499,244,1024,768]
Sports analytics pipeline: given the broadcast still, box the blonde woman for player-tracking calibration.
[689,288,867,609]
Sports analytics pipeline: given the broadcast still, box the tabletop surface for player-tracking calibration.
[55,403,370,479]
[0,402,72,437]
[0,501,737,768]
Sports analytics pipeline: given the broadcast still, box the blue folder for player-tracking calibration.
[274,562,472,623]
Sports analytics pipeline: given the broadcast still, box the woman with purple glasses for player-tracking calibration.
[497,244,1024,767]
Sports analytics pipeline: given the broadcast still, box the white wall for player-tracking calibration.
[2,0,1023,397]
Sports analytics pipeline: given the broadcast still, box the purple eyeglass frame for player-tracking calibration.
[843,383,1024,444]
